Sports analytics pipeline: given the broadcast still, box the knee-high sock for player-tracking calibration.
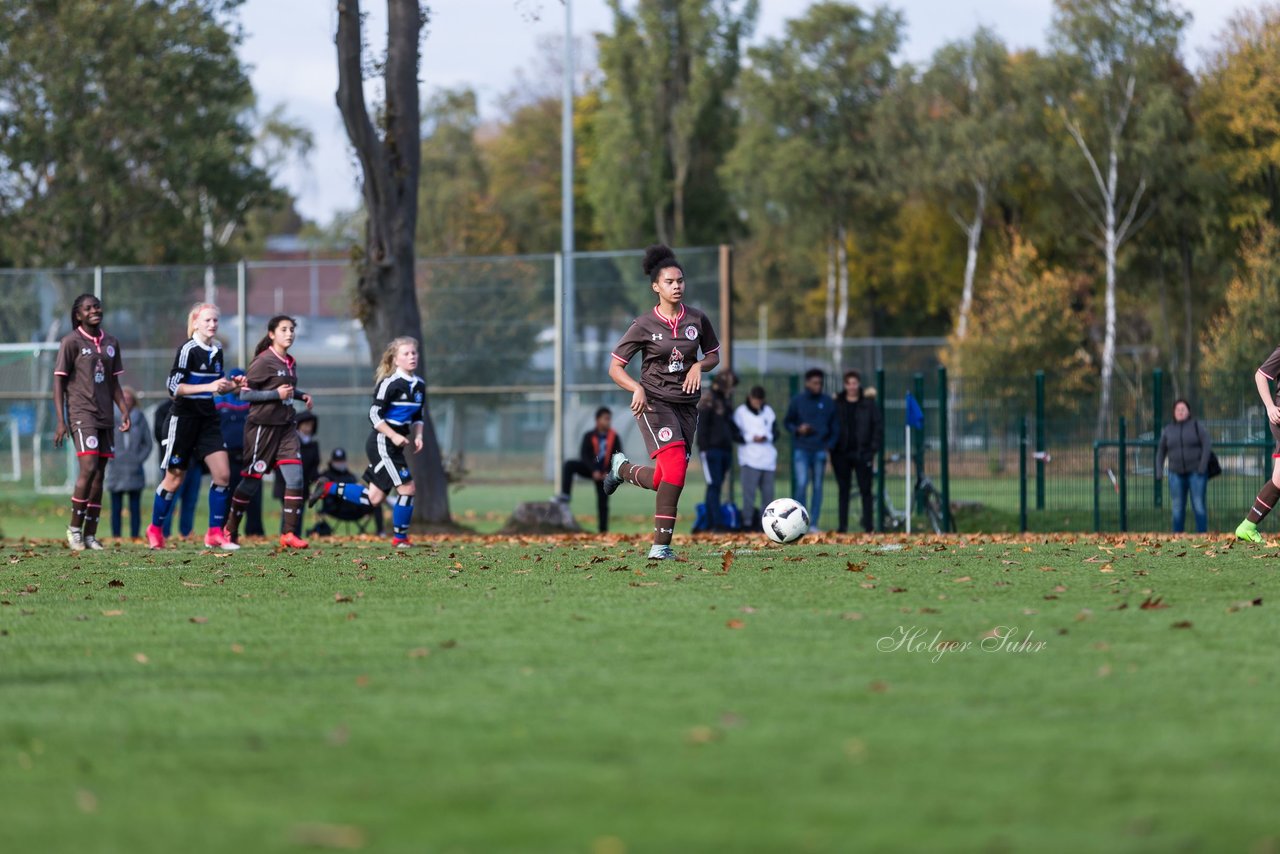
[224,478,260,538]
[282,488,305,536]
[151,486,177,527]
[325,481,371,505]
[654,482,682,546]
[392,493,413,538]
[619,460,657,491]
[82,502,102,538]
[70,496,88,532]
[1248,481,1280,523]
[208,483,230,530]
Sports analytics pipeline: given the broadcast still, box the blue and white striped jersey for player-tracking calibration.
[168,337,224,418]
[370,370,425,435]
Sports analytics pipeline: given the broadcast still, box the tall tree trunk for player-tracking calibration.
[336,0,453,527]
[824,234,836,372]
[833,223,849,375]
[954,181,986,342]
[1095,147,1119,440]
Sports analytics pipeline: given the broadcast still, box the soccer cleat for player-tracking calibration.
[82,535,105,551]
[279,532,309,550]
[307,480,329,509]
[205,528,239,551]
[1236,519,1264,544]
[220,528,241,550]
[392,537,412,549]
[145,524,166,550]
[647,544,677,560]
[602,452,628,496]
[66,527,85,552]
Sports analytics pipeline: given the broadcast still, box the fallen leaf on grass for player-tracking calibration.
[407,647,430,658]
[75,789,98,814]
[1227,598,1264,613]
[101,609,124,617]
[230,643,245,654]
[107,579,124,588]
[726,619,745,629]
[181,580,204,588]
[846,562,866,572]
[721,551,734,573]
[189,616,208,624]
[841,612,863,621]
[1139,597,1169,610]
[1171,621,1193,629]
[334,593,353,603]
[289,823,366,850]
[868,680,890,693]
[954,576,972,583]
[686,725,721,745]
[133,653,149,664]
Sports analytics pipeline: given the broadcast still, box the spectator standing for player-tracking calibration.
[784,368,835,532]
[832,371,883,534]
[696,371,739,530]
[1157,399,1211,534]
[732,385,778,530]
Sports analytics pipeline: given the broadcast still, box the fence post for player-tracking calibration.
[1093,442,1101,533]
[1152,368,1163,509]
[937,366,950,531]
[236,259,248,370]
[1035,370,1045,510]
[913,372,925,474]
[94,266,103,301]
[1019,415,1028,533]
[1119,416,1128,533]
[553,253,565,491]
[789,373,800,500]
[876,367,886,532]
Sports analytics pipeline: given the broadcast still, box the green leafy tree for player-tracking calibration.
[724,1,902,358]
[1201,224,1280,401]
[1045,0,1189,436]
[945,234,1095,418]
[591,0,756,248]
[0,0,274,267]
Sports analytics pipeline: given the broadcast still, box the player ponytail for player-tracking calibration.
[186,302,220,337]
[254,314,296,357]
[642,244,683,282]
[69,293,97,330]
[374,336,419,382]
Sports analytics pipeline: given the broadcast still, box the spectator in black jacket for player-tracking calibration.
[832,370,883,533]
[554,407,623,532]
[696,370,739,530]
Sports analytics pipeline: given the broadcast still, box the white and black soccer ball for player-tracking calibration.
[762,498,809,544]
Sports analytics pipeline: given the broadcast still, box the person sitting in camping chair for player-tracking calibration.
[307,448,385,537]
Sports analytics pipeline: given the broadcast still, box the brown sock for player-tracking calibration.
[1247,481,1280,523]
[82,503,101,538]
[69,496,88,531]
[620,461,657,491]
[282,489,304,536]
[653,482,682,546]
[224,486,254,538]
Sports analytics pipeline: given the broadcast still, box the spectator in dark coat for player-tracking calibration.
[784,368,836,532]
[553,407,623,532]
[105,387,152,539]
[1156,398,1212,533]
[831,371,883,534]
[696,370,739,530]
[215,368,263,536]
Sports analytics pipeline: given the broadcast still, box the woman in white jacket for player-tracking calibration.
[733,385,779,529]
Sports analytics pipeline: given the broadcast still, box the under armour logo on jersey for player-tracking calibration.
[651,333,664,341]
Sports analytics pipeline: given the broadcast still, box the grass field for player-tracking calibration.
[1,530,1277,852]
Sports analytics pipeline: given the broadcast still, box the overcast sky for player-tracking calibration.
[238,0,1251,224]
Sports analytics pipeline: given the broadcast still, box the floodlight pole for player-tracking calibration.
[561,0,576,439]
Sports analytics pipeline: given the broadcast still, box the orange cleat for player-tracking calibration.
[279,532,309,550]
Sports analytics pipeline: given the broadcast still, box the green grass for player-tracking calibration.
[2,533,1278,852]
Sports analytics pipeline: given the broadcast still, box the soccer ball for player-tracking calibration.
[762,498,809,544]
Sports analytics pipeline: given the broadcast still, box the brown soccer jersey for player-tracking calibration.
[244,347,299,427]
[611,305,720,405]
[54,327,124,429]
[1260,347,1280,404]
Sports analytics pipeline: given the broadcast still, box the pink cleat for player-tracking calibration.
[146,524,166,550]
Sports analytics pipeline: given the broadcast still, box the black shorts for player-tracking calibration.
[68,414,114,459]
[635,397,698,459]
[364,431,413,493]
[158,412,224,471]
[242,422,301,477]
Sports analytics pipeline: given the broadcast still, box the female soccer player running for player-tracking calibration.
[147,303,240,550]
[53,294,131,551]
[604,244,720,560]
[221,315,313,549]
[309,337,425,548]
